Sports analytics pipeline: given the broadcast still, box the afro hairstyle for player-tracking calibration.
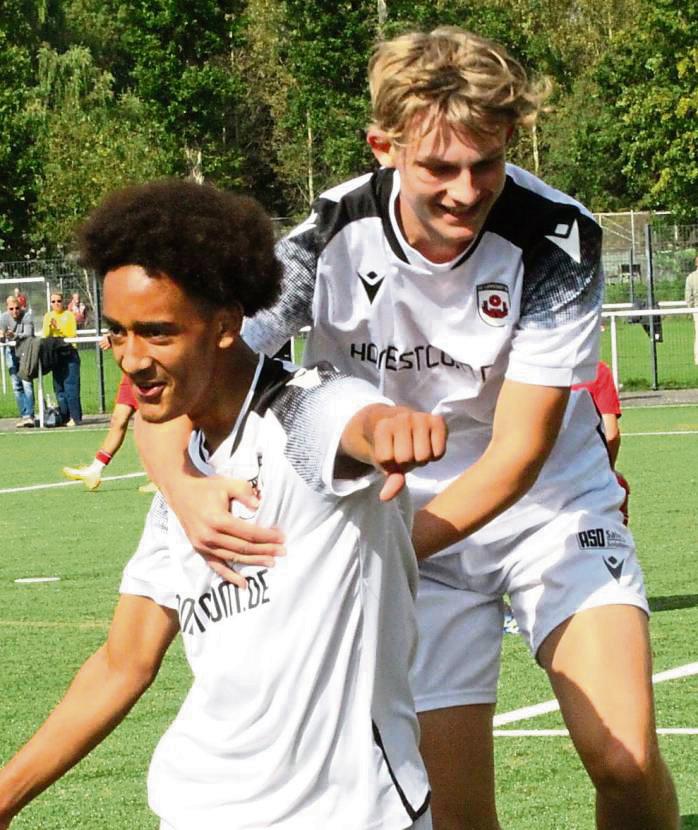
[77,179,282,318]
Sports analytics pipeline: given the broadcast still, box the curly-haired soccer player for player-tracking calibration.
[0,179,446,829]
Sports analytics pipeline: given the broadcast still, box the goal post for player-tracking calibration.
[602,305,698,391]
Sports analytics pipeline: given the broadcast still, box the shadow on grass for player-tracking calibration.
[681,815,698,828]
[649,594,698,613]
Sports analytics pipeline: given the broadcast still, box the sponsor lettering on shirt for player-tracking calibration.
[349,341,490,381]
[177,569,271,635]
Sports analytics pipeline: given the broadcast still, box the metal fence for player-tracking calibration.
[1,220,698,420]
[0,257,97,327]
[600,217,698,306]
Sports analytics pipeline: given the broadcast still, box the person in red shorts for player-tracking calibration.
[572,360,630,523]
[62,336,156,492]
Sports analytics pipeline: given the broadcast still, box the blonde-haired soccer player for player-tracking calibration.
[136,27,678,830]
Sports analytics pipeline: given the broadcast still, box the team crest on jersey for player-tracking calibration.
[477,282,510,327]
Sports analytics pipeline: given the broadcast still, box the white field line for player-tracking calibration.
[0,471,145,495]
[623,402,698,411]
[494,662,698,728]
[0,426,109,437]
[624,430,698,437]
[0,619,108,630]
[494,728,698,737]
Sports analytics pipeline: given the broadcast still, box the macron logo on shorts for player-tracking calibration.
[577,527,628,582]
[602,554,624,582]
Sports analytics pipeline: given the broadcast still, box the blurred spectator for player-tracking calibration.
[685,255,698,365]
[13,287,28,310]
[42,292,82,426]
[0,295,35,427]
[67,291,88,328]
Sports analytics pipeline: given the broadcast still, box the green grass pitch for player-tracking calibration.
[0,407,697,828]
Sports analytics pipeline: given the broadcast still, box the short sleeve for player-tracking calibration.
[506,211,603,387]
[120,494,178,610]
[242,213,320,355]
[268,362,392,497]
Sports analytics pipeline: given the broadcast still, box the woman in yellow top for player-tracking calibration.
[42,292,82,425]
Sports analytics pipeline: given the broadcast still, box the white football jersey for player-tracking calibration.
[120,355,430,829]
[244,165,613,562]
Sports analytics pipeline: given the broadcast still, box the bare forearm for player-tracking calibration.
[0,647,152,823]
[602,414,620,467]
[412,444,542,559]
[134,413,198,497]
[413,380,569,559]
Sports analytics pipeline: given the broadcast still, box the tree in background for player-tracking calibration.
[593,0,697,220]
[30,45,170,255]
[0,0,694,256]
[0,0,52,256]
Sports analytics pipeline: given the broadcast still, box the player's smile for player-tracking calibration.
[133,380,166,401]
[102,265,226,426]
[368,113,509,263]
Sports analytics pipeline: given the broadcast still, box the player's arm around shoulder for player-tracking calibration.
[338,404,447,501]
[134,413,286,585]
[413,379,569,559]
[0,595,178,827]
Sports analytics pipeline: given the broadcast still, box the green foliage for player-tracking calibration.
[119,0,256,188]
[29,46,171,253]
[0,0,695,248]
[0,28,41,254]
[252,0,377,212]
[592,0,698,218]
[1,409,697,827]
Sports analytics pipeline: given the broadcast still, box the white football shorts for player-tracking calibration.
[412,484,649,711]
[161,809,432,829]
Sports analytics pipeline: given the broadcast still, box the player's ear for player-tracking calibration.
[367,127,398,167]
[216,304,243,349]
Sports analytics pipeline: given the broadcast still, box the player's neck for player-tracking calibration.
[193,341,259,454]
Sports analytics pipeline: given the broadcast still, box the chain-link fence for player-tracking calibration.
[598,214,698,305]
[0,257,98,329]
[0,257,111,419]
[2,218,698,420]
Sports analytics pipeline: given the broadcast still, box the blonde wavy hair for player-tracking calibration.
[368,27,551,143]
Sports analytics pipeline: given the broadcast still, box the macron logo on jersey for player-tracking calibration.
[545,219,581,264]
[358,269,385,303]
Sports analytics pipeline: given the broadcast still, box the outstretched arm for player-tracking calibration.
[0,596,178,828]
[412,379,569,559]
[134,414,286,585]
[338,404,447,501]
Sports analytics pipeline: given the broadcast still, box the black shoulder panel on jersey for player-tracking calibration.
[250,357,296,419]
[485,176,603,328]
[374,168,410,263]
[302,167,405,262]
[266,360,348,491]
[246,169,398,354]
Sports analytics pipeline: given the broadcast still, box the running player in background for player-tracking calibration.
[136,27,677,830]
[573,360,630,523]
[0,180,445,830]
[62,336,156,493]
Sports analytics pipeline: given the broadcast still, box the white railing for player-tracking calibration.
[602,304,697,389]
